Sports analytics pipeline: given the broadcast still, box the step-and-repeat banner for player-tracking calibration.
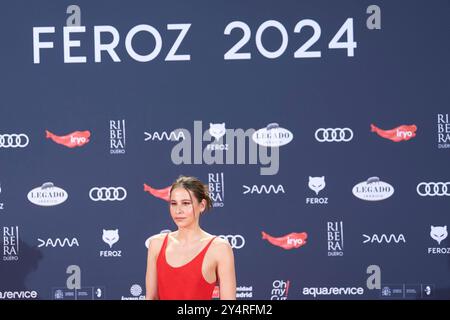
[1,0,449,300]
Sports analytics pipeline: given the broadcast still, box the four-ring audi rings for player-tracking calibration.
[0,134,29,148]
[219,235,245,249]
[416,182,450,196]
[315,128,353,142]
[89,187,127,201]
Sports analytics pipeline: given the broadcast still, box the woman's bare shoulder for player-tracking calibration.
[211,236,232,251]
[147,233,167,253]
[209,237,233,264]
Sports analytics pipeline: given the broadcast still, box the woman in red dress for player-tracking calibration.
[145,176,236,300]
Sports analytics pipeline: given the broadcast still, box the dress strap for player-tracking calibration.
[199,236,216,256]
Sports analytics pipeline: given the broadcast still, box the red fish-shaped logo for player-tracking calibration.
[261,231,307,250]
[46,130,91,148]
[370,124,417,142]
[143,183,171,202]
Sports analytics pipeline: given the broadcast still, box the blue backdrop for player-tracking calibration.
[1,0,449,300]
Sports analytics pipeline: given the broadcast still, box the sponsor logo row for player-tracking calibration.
[1,114,449,149]
[1,280,435,300]
[2,116,448,175]
[3,225,447,261]
[4,177,447,209]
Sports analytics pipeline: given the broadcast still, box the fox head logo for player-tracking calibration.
[308,176,325,195]
[102,229,119,248]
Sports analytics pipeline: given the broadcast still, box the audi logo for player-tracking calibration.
[219,235,245,249]
[416,182,450,196]
[0,134,29,148]
[89,187,127,201]
[315,128,353,142]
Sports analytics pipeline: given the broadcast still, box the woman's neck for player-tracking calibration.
[174,226,204,244]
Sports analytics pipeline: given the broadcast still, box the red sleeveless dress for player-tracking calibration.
[156,234,217,300]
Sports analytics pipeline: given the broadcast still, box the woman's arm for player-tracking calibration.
[145,238,159,300]
[216,241,236,300]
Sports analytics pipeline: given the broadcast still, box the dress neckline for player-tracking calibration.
[163,234,216,269]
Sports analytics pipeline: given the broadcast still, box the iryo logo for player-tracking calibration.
[143,183,171,202]
[261,231,307,250]
[371,124,417,142]
[46,130,90,148]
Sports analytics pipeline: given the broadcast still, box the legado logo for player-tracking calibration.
[28,182,68,206]
[252,123,293,147]
[352,177,394,201]
[46,130,90,148]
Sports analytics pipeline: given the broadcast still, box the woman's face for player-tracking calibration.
[169,187,205,228]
